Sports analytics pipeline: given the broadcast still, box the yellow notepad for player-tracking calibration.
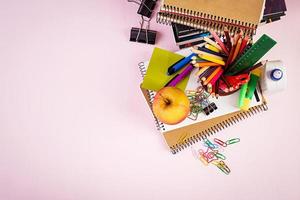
[141,47,190,91]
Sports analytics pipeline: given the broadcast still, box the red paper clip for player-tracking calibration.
[214,138,227,147]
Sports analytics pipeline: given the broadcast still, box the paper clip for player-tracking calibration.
[130,16,157,45]
[214,152,226,160]
[212,160,231,175]
[204,139,217,149]
[199,154,209,166]
[226,138,240,145]
[214,138,227,147]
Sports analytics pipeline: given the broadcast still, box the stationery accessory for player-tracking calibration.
[261,60,287,94]
[240,68,262,111]
[141,48,191,91]
[167,64,194,87]
[226,34,277,75]
[261,0,287,24]
[157,0,265,35]
[167,53,196,75]
[139,49,268,154]
[130,16,157,45]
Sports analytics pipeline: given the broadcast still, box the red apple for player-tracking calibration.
[152,87,190,125]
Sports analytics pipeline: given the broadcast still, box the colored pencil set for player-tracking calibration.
[165,29,277,99]
[190,29,252,97]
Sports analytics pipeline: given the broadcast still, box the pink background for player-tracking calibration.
[0,0,299,199]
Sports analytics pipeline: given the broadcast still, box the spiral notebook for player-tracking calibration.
[157,0,265,35]
[139,48,268,154]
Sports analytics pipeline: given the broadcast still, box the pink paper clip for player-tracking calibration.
[214,138,227,147]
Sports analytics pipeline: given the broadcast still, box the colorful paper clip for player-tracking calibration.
[226,138,240,145]
[214,138,227,147]
[212,160,231,175]
[204,139,217,149]
[214,152,226,160]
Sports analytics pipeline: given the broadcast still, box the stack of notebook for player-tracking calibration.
[261,0,287,24]
[167,0,287,48]
[139,48,268,154]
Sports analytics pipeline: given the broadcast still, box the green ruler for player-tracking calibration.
[226,34,277,75]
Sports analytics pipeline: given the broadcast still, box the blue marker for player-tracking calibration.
[167,53,196,75]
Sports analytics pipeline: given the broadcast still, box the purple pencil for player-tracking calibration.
[167,64,194,87]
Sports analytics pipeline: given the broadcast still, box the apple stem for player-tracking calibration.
[159,93,171,105]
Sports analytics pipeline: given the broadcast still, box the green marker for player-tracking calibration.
[241,68,262,111]
[238,83,248,108]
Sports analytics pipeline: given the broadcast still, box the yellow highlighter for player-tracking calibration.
[241,68,262,111]
[199,53,225,66]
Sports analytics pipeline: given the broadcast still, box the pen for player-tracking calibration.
[167,53,196,75]
[167,64,194,87]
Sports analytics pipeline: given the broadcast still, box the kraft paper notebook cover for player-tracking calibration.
[157,0,265,35]
[139,48,268,154]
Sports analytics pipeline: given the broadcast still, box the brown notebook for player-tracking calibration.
[157,0,265,35]
[139,61,268,154]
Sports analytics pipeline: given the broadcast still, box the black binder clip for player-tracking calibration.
[128,0,157,18]
[203,103,218,115]
[130,16,157,45]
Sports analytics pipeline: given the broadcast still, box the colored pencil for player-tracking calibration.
[224,27,232,51]
[203,67,222,85]
[193,46,226,57]
[203,37,222,51]
[195,66,210,77]
[194,62,221,67]
[238,35,249,56]
[205,44,221,53]
[199,53,225,66]
[200,67,217,81]
[231,37,242,64]
[215,80,220,98]
[208,68,224,86]
[192,48,225,61]
[210,31,229,55]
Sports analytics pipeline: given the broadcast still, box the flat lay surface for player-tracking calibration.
[0,0,299,199]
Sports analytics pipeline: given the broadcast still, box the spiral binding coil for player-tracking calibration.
[170,103,268,154]
[157,5,257,36]
[139,62,166,131]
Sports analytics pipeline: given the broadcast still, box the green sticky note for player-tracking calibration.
[141,47,190,91]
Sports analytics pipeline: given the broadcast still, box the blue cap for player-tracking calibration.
[271,69,283,81]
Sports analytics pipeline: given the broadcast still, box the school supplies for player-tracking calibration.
[226,34,277,75]
[198,54,225,66]
[172,26,211,46]
[136,0,157,18]
[193,137,240,175]
[261,0,287,24]
[167,64,194,87]
[141,48,190,91]
[186,87,218,119]
[240,68,262,111]
[172,23,211,48]
[261,60,287,95]
[128,1,157,45]
[139,48,268,154]
[130,16,157,45]
[157,0,265,35]
[130,27,157,44]
[167,53,196,75]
